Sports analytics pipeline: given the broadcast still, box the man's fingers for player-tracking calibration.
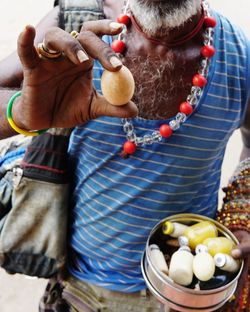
[231,230,250,259]
[77,31,122,71]
[17,25,40,69]
[91,93,138,119]
[44,27,89,65]
[44,26,122,71]
[81,19,123,37]
[232,243,250,259]
[80,20,124,70]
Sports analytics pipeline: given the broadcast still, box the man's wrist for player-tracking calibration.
[11,94,30,131]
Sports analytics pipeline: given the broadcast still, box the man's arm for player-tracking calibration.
[0,6,60,139]
[240,99,250,160]
[0,6,60,88]
[0,10,137,141]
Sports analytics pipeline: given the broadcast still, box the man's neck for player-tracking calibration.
[103,0,205,120]
[103,0,203,46]
[131,10,203,46]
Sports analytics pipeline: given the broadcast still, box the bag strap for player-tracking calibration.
[58,0,105,33]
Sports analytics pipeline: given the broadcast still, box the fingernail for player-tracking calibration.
[77,50,89,63]
[110,22,123,31]
[110,56,122,68]
[231,249,242,259]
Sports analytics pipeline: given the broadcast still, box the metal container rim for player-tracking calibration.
[144,213,244,295]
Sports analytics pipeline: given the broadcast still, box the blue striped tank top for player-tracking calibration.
[68,11,250,292]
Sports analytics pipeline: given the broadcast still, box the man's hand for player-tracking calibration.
[230,230,249,308]
[13,21,138,131]
[231,230,250,259]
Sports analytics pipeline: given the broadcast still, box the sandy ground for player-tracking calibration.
[0,0,249,311]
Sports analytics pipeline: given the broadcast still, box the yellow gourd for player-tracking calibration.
[101,65,135,106]
[182,221,218,250]
[203,237,235,256]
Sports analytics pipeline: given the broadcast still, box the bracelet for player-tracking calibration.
[6,91,47,136]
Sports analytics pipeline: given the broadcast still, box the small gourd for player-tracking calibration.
[162,221,188,238]
[214,253,240,273]
[169,246,194,286]
[101,65,135,106]
[181,221,218,250]
[193,249,215,281]
[149,244,169,275]
[202,237,235,256]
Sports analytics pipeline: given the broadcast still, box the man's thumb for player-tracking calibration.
[91,94,138,119]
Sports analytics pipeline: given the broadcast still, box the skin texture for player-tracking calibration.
[0,0,249,262]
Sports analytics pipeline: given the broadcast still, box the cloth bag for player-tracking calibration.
[0,129,71,278]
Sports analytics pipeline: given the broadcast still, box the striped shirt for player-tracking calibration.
[68,11,250,292]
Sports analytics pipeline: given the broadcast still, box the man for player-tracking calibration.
[0,0,249,311]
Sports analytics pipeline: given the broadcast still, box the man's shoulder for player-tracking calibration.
[214,10,249,43]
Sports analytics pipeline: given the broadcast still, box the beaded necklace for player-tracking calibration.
[111,0,217,158]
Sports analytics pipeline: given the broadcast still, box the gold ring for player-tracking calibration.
[70,30,79,38]
[37,42,62,59]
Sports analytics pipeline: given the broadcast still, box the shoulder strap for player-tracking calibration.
[58,0,105,33]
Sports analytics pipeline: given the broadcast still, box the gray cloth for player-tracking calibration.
[58,0,105,32]
[0,132,70,278]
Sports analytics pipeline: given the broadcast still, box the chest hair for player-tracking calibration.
[123,51,200,120]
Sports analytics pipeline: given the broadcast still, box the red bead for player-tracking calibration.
[192,74,207,87]
[180,102,193,115]
[204,16,217,28]
[117,14,131,26]
[111,40,126,54]
[123,141,136,154]
[201,45,215,58]
[159,124,173,138]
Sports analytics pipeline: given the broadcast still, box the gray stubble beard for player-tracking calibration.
[129,0,201,36]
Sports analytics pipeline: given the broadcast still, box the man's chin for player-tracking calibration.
[129,0,201,32]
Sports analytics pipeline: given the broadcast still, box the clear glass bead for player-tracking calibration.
[119,2,214,151]
[204,37,214,46]
[186,95,197,106]
[118,25,128,41]
[203,0,209,7]
[198,67,208,77]
[123,122,134,133]
[135,137,144,146]
[126,132,136,142]
[191,86,202,97]
[204,38,210,45]
[169,120,180,131]
[203,28,214,40]
[176,112,187,123]
[152,131,162,142]
[200,58,209,68]
[143,134,154,145]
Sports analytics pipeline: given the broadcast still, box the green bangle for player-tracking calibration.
[6,91,47,136]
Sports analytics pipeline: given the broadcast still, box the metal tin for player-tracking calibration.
[141,214,244,312]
